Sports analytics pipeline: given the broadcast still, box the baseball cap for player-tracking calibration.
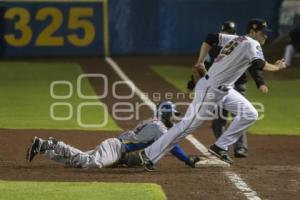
[221,21,237,34]
[246,18,271,34]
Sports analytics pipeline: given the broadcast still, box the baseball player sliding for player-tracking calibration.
[133,18,286,171]
[26,101,200,169]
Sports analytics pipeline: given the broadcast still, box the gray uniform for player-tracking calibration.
[45,119,167,168]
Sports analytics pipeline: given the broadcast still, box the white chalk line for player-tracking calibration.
[105,56,261,200]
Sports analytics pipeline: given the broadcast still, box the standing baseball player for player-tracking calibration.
[135,18,285,171]
[188,21,268,158]
[26,101,200,169]
[284,23,300,67]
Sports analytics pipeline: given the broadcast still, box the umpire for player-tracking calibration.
[188,21,268,158]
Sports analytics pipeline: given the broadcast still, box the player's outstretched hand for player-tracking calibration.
[275,58,286,70]
[259,84,268,94]
[264,59,286,71]
[185,156,201,168]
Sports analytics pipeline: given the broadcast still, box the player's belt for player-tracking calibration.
[217,86,229,92]
[205,74,229,92]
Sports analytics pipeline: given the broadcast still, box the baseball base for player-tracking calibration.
[195,156,231,168]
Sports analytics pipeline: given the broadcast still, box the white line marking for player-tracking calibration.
[185,135,210,155]
[105,56,261,200]
[105,57,156,111]
[225,171,262,200]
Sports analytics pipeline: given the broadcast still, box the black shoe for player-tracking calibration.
[234,148,248,158]
[139,151,156,171]
[209,144,233,164]
[26,137,42,162]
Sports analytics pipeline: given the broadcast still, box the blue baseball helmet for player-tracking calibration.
[156,101,180,128]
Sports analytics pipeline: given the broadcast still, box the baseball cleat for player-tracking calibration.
[234,148,248,158]
[209,144,233,164]
[139,150,156,172]
[26,136,43,162]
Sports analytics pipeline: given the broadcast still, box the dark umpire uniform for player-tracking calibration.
[284,24,300,66]
[189,21,266,157]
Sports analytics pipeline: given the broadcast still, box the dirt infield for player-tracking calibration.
[0,56,300,200]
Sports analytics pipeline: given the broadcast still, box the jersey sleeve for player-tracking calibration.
[218,33,238,47]
[152,123,167,141]
[248,64,265,88]
[205,33,219,46]
[134,122,165,142]
[247,40,265,63]
[170,144,190,163]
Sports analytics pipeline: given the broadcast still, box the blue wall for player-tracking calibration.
[0,0,282,56]
[109,0,283,55]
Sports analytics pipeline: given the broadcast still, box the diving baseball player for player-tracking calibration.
[26,101,200,169]
[135,18,285,171]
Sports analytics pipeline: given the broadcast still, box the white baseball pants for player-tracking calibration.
[284,44,295,66]
[45,138,123,168]
[145,77,258,164]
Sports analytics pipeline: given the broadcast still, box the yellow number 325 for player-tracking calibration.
[4,7,96,47]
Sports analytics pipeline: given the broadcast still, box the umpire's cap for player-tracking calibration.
[246,18,271,34]
[221,21,237,34]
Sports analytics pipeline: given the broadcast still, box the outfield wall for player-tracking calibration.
[0,0,282,56]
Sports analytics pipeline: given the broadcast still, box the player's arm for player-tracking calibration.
[195,33,220,65]
[248,60,268,93]
[193,33,219,83]
[248,41,286,72]
[195,42,212,66]
[124,143,149,152]
[170,144,199,168]
[263,59,286,71]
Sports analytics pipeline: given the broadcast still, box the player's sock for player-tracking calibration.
[40,138,58,153]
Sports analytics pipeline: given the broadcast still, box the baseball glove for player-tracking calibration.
[118,152,143,168]
[192,64,207,82]
[187,64,207,91]
[187,76,196,91]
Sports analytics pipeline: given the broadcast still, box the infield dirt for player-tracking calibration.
[0,56,299,200]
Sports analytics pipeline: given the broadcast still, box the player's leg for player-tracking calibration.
[214,89,258,151]
[39,137,72,165]
[212,107,228,139]
[45,147,97,165]
[45,138,122,168]
[44,150,70,165]
[93,138,123,168]
[27,137,100,168]
[144,79,225,165]
[234,134,248,157]
[284,44,295,67]
[233,84,248,157]
[49,139,102,168]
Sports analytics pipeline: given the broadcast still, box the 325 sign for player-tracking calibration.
[4,7,96,47]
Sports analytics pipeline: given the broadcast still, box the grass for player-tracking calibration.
[0,62,121,131]
[151,65,300,136]
[152,65,191,92]
[0,181,166,200]
[246,80,300,135]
